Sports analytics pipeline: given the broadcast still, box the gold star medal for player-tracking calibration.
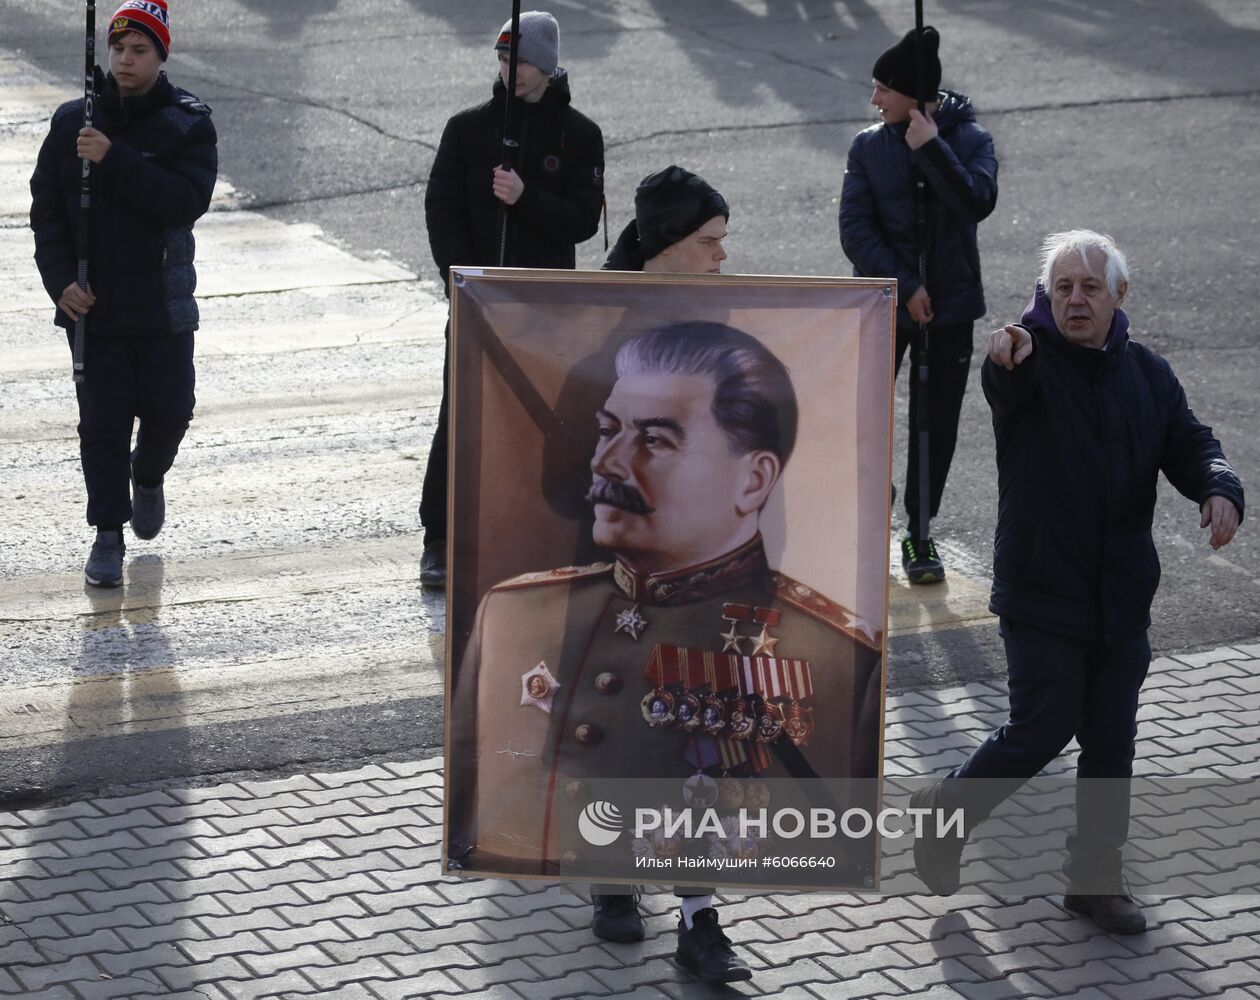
[718,602,753,652]
[750,625,779,657]
[749,606,782,656]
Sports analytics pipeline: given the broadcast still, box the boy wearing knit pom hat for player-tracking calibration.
[31,0,217,587]
[839,24,998,586]
[419,10,604,587]
[109,0,171,63]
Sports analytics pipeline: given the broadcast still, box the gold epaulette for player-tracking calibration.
[489,562,614,592]
[769,572,883,651]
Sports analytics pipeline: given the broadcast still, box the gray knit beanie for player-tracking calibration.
[494,11,560,76]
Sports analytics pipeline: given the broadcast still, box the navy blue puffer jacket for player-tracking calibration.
[839,90,997,330]
[984,288,1245,642]
[30,70,217,336]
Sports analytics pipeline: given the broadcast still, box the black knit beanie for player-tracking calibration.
[633,166,729,261]
[872,26,940,101]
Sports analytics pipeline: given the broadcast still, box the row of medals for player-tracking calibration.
[632,774,773,863]
[640,685,814,747]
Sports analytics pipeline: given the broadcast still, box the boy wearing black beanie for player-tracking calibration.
[590,168,751,987]
[839,25,998,585]
[604,165,729,274]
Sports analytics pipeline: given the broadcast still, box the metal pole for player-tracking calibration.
[496,0,522,267]
[912,0,931,547]
[72,0,95,384]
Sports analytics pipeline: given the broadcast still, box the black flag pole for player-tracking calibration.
[912,0,931,547]
[496,0,522,267]
[72,0,96,384]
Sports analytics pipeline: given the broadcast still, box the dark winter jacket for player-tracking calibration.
[30,70,217,336]
[839,90,997,330]
[602,219,645,271]
[425,71,604,292]
[984,287,1245,642]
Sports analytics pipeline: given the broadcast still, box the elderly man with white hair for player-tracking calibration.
[911,230,1244,934]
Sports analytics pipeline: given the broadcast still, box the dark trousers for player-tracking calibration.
[943,618,1152,884]
[419,319,450,548]
[69,331,196,528]
[893,321,973,531]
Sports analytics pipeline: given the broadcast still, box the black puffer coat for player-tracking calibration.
[425,71,604,292]
[984,288,1245,642]
[839,90,997,330]
[30,70,217,336]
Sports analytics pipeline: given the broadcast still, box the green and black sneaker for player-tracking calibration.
[901,534,945,585]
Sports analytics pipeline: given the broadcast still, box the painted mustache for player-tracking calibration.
[587,479,655,516]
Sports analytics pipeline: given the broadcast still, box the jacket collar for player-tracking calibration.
[490,67,573,109]
[100,69,172,122]
[612,535,771,606]
[883,89,973,137]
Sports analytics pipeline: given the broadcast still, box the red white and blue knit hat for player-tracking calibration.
[109,0,171,61]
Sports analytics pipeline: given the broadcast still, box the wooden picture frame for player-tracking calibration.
[443,269,895,891]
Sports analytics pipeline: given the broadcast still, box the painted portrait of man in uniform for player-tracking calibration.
[443,271,894,890]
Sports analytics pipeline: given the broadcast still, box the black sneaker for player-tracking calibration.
[84,529,125,588]
[1064,877,1147,935]
[591,894,644,943]
[420,545,446,588]
[130,460,165,541]
[901,534,945,585]
[675,907,752,984]
[910,781,966,896]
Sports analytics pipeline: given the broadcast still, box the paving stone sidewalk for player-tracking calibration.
[3,643,1260,999]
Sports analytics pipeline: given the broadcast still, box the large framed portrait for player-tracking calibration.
[443,270,895,890]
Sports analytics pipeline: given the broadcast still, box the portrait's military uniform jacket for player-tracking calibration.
[447,537,883,879]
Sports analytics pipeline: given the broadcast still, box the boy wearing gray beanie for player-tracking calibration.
[494,10,559,77]
[419,10,605,588]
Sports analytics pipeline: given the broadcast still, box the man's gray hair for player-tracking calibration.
[1039,229,1130,297]
[614,321,798,465]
